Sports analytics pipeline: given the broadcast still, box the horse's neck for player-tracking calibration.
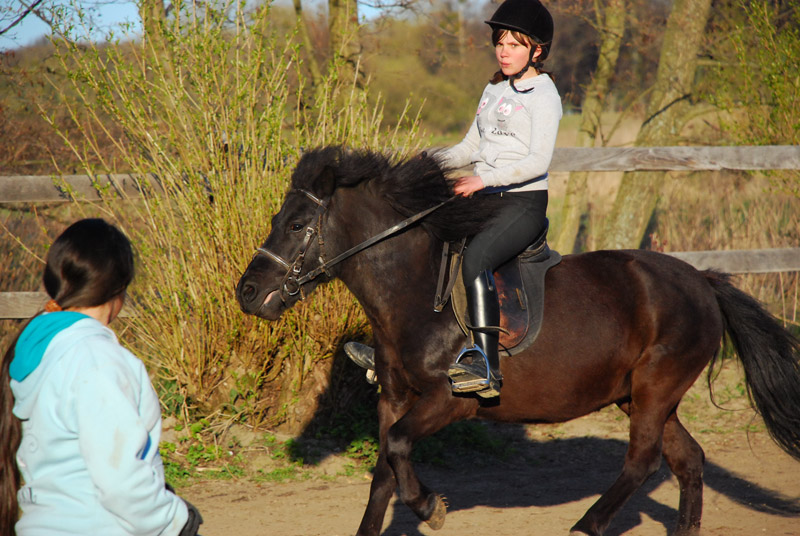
[329,189,440,321]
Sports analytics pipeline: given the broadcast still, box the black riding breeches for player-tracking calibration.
[462,190,548,283]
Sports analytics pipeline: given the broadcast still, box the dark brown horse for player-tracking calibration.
[236,146,800,536]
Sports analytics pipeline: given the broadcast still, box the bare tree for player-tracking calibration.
[597,0,713,250]
[552,0,626,254]
[329,0,361,83]
[1,0,157,45]
[139,0,167,46]
[292,0,323,88]
[292,0,427,98]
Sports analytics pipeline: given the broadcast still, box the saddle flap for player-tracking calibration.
[452,244,562,355]
[498,262,529,348]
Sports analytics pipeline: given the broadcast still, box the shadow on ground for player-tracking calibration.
[291,348,800,536]
[383,426,800,536]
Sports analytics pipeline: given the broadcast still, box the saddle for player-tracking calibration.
[441,222,562,357]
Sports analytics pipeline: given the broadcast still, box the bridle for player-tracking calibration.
[255,189,456,302]
[254,189,327,300]
[254,188,455,302]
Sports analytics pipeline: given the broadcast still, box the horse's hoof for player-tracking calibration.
[426,494,447,530]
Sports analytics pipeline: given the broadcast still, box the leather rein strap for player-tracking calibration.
[255,189,457,301]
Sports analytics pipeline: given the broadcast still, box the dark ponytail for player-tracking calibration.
[0,219,134,534]
[1,341,21,536]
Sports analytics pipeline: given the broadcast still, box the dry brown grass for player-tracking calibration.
[655,170,799,323]
[551,113,799,326]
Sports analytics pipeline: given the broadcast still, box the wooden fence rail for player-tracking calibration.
[2,145,799,319]
[3,246,800,319]
[550,145,800,171]
[2,146,800,203]
[0,293,136,320]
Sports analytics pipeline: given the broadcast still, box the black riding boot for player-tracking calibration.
[344,341,378,385]
[448,270,502,398]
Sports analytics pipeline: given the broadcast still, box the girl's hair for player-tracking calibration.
[0,359,19,536]
[1,218,134,535]
[42,218,134,309]
[489,28,554,84]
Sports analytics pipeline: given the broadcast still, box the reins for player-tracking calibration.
[255,189,457,301]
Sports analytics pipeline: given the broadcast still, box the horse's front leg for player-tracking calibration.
[385,380,476,529]
[356,394,410,536]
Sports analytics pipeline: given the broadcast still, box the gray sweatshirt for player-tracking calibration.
[439,73,562,193]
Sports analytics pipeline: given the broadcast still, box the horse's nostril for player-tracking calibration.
[241,283,257,303]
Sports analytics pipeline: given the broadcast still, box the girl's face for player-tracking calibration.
[495,31,542,79]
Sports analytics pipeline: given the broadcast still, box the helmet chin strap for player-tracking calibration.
[508,47,538,94]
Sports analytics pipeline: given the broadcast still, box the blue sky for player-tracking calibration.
[2,1,141,49]
[2,0,383,50]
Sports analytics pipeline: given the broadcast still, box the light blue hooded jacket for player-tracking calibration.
[9,312,188,535]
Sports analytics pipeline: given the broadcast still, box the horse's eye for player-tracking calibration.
[290,223,304,232]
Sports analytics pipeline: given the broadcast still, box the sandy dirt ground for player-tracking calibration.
[182,396,800,536]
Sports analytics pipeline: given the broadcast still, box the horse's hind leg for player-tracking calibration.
[570,399,669,536]
[610,403,705,535]
[661,410,704,535]
[570,397,705,536]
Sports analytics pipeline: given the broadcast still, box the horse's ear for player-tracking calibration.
[316,165,337,198]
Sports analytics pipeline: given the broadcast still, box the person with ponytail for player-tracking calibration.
[0,218,202,536]
[345,0,561,398]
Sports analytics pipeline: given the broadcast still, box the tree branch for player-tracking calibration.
[0,0,45,36]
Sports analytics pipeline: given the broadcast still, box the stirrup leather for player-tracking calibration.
[447,344,502,398]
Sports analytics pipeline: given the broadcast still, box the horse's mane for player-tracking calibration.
[290,146,504,242]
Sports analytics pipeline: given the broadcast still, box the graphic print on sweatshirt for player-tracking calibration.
[476,92,530,142]
[494,96,525,128]
[476,93,495,116]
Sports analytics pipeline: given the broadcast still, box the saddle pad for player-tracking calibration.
[452,248,562,356]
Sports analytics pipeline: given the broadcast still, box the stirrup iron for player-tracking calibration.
[448,344,501,398]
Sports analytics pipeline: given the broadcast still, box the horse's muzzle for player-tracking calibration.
[236,278,283,320]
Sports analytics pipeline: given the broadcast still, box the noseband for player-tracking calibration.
[254,188,455,302]
[256,189,328,300]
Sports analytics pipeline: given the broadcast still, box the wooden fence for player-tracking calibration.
[2,145,799,319]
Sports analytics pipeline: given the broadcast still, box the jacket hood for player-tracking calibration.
[10,312,106,419]
[11,312,90,381]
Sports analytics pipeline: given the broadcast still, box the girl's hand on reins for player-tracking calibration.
[453,175,485,197]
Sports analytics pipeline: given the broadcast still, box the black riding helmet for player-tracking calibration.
[485,0,554,92]
[486,0,554,60]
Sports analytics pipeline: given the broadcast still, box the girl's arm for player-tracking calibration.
[438,117,480,170]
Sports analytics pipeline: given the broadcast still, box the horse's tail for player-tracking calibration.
[706,270,800,461]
